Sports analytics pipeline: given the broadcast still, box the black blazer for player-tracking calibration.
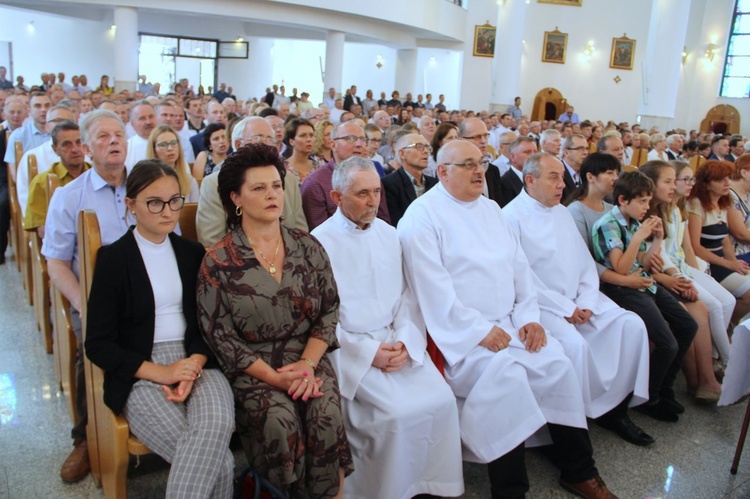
[562,162,578,202]
[498,167,523,207]
[85,229,215,415]
[485,163,504,207]
[382,168,438,227]
[190,131,206,158]
[343,94,361,111]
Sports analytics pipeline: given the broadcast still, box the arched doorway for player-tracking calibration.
[700,104,741,135]
[532,87,567,122]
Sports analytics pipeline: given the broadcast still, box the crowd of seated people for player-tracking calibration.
[3,70,750,499]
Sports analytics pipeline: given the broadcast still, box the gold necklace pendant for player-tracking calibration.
[248,231,282,275]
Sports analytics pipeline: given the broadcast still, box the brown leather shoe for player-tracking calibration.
[560,476,618,499]
[60,440,90,483]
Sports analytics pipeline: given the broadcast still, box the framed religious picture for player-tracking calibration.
[538,0,583,5]
[473,23,496,58]
[542,29,568,64]
[610,36,636,70]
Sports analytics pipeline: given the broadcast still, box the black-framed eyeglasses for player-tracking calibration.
[334,135,369,145]
[240,136,277,146]
[462,133,491,141]
[155,139,180,149]
[403,142,433,153]
[444,159,489,171]
[139,195,185,214]
[676,177,697,185]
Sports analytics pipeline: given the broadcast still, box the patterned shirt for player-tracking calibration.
[592,205,656,294]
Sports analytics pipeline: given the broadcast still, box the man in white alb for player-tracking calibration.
[503,152,654,447]
[311,156,463,499]
[398,139,618,499]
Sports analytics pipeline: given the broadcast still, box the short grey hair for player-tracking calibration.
[540,129,560,145]
[332,156,376,193]
[562,133,586,151]
[523,152,556,179]
[129,99,153,120]
[231,116,265,145]
[80,109,124,146]
[418,116,434,130]
[666,134,683,145]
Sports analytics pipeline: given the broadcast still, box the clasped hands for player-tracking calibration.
[275,360,324,402]
[161,357,204,403]
[372,341,408,373]
[480,324,546,353]
[565,307,592,325]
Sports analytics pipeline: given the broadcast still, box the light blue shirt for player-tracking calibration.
[3,120,50,164]
[42,167,133,278]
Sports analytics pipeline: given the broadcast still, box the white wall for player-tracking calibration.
[343,43,397,103]
[458,0,498,111]
[516,0,652,125]
[416,48,462,106]
[0,5,115,88]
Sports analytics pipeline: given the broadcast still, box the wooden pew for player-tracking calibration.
[8,141,23,271]
[17,153,36,306]
[179,202,198,243]
[79,210,151,499]
[30,165,54,354]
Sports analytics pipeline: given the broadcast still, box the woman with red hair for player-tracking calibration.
[688,160,750,323]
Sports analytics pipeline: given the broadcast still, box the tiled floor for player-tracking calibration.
[1,251,750,498]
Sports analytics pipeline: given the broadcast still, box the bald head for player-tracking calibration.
[436,140,485,202]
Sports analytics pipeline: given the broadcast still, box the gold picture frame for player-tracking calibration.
[610,36,636,70]
[473,23,496,58]
[542,29,568,64]
[538,0,583,5]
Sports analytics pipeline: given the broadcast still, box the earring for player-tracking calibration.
[235,205,242,216]
[208,146,213,152]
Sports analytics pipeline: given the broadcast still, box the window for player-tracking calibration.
[722,0,750,97]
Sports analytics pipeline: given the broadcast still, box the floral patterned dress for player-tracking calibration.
[197,225,353,498]
[285,155,324,183]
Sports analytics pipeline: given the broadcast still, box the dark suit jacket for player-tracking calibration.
[485,163,504,207]
[382,168,438,227]
[708,152,733,161]
[562,162,578,202]
[190,130,206,157]
[499,167,524,207]
[343,94,361,111]
[666,150,678,161]
[85,229,215,415]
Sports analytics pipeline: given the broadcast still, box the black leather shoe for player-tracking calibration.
[596,415,655,446]
[635,401,679,423]
[660,396,685,414]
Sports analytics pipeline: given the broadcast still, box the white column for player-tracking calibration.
[324,30,345,103]
[395,49,418,97]
[489,0,527,113]
[638,0,691,131]
[113,6,139,93]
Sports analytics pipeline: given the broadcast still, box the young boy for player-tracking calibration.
[592,171,697,422]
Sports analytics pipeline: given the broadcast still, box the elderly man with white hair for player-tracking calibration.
[540,128,562,158]
[418,115,436,143]
[196,117,307,246]
[311,156,463,499]
[503,152,653,447]
[43,109,134,484]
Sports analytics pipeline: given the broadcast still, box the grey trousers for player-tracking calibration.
[123,340,236,499]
